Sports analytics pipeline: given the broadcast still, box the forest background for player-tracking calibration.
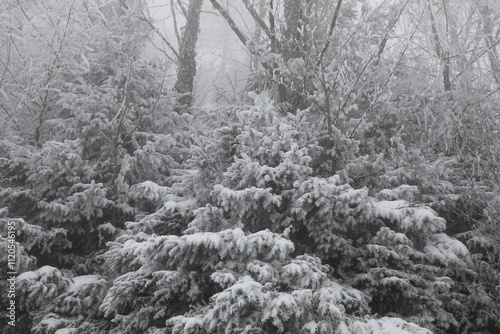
[1,0,500,333]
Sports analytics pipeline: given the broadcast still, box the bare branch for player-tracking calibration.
[209,0,249,46]
[170,0,182,47]
[269,0,277,53]
[241,0,272,43]
[138,15,180,60]
[176,0,187,16]
[317,0,343,66]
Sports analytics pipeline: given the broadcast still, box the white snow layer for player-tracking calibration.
[67,275,104,293]
[424,233,469,264]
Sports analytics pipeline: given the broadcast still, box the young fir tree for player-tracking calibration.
[0,5,187,332]
[178,104,499,333]
[13,101,497,333]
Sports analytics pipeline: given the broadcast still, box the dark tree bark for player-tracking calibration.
[317,0,343,66]
[478,2,500,86]
[428,0,451,92]
[173,0,204,109]
[283,1,302,60]
[209,0,248,45]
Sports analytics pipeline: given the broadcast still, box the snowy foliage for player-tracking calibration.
[2,0,500,333]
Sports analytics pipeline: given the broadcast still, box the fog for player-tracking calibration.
[146,0,252,107]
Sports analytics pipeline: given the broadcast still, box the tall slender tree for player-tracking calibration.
[173,0,204,110]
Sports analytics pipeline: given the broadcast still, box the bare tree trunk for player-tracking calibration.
[249,0,266,71]
[427,0,451,92]
[173,0,204,110]
[283,1,301,60]
[478,2,500,86]
[317,0,343,66]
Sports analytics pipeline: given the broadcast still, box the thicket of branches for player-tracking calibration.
[0,0,499,333]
